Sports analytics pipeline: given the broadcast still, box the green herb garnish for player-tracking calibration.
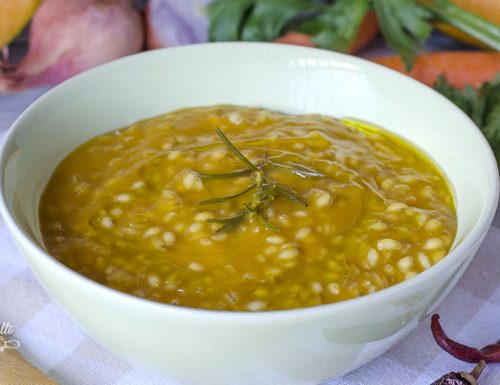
[372,0,432,70]
[298,0,370,53]
[208,0,500,71]
[434,74,500,166]
[198,128,322,232]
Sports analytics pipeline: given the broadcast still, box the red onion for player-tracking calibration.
[0,0,144,94]
[145,0,211,49]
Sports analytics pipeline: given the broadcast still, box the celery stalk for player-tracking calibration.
[421,0,500,50]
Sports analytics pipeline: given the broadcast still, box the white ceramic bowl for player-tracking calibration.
[0,43,498,385]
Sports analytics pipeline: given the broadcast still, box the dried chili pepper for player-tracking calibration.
[431,314,500,363]
[430,360,485,385]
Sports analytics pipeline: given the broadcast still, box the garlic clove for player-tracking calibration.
[145,0,210,49]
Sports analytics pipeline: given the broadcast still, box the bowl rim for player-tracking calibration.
[0,42,498,323]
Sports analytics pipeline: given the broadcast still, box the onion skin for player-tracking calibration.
[0,0,144,94]
[146,0,211,49]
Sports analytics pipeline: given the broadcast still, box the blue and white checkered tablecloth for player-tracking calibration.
[1,210,499,384]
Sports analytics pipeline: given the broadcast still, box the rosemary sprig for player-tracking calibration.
[198,128,323,233]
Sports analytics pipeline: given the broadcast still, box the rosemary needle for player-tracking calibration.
[206,210,248,233]
[197,182,257,205]
[215,127,259,172]
[197,169,252,179]
[272,182,309,207]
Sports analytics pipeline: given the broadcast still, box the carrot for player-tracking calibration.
[274,32,315,48]
[274,11,379,54]
[372,51,500,89]
[348,11,379,53]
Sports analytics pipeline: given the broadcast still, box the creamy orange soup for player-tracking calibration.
[39,105,456,311]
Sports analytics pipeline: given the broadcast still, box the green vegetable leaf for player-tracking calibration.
[484,103,500,160]
[208,0,499,70]
[433,76,485,127]
[209,0,316,42]
[372,0,432,71]
[208,0,254,41]
[434,74,500,165]
[481,78,500,160]
[241,0,314,41]
[422,0,500,51]
[299,0,370,52]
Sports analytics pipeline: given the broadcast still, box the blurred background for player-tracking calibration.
[0,0,498,176]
